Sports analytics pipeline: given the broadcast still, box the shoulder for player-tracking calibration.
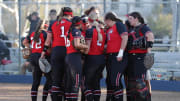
[41,30,47,39]
[85,27,95,39]
[142,24,151,30]
[72,28,81,37]
[140,24,151,34]
[115,21,127,34]
[116,21,125,28]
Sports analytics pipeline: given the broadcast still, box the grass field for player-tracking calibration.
[0,83,180,101]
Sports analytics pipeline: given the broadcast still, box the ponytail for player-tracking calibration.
[57,7,64,22]
[33,20,43,42]
[105,12,122,23]
[57,7,73,25]
[84,6,95,16]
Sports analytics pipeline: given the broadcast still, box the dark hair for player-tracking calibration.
[69,16,82,33]
[105,12,122,22]
[57,7,72,24]
[125,20,133,32]
[50,9,57,14]
[31,12,38,16]
[33,20,43,42]
[129,12,144,24]
[84,6,96,16]
[81,15,88,23]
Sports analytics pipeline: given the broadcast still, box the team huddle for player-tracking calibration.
[22,6,154,101]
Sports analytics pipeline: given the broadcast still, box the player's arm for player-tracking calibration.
[73,30,88,50]
[146,32,154,53]
[74,38,88,50]
[40,24,53,58]
[116,22,128,61]
[41,31,52,59]
[23,36,30,48]
[84,28,93,54]
[143,26,154,53]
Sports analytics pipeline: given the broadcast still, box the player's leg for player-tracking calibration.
[127,54,151,101]
[30,53,42,101]
[51,47,66,101]
[43,72,52,101]
[65,53,82,101]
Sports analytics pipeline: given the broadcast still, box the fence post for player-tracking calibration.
[104,0,106,13]
[18,0,22,73]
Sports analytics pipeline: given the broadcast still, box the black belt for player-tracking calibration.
[108,53,118,56]
[128,53,146,56]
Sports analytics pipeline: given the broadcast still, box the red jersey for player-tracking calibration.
[106,22,127,53]
[66,28,82,54]
[86,27,106,55]
[128,24,151,53]
[48,18,72,48]
[29,31,47,53]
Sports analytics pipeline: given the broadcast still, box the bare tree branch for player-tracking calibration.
[0,3,15,13]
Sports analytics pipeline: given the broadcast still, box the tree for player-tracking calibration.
[147,5,172,38]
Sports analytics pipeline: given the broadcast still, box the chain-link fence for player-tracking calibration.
[0,0,180,80]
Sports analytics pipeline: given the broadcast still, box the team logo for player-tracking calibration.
[76,32,79,35]
[107,29,113,40]
[61,21,65,24]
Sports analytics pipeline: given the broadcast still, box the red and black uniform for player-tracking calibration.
[65,28,82,101]
[126,24,152,101]
[106,21,128,101]
[27,31,52,101]
[48,18,72,101]
[83,26,106,101]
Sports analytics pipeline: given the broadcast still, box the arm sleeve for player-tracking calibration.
[72,30,81,38]
[141,25,151,35]
[116,22,128,35]
[85,28,93,39]
[42,30,47,40]
[48,21,55,33]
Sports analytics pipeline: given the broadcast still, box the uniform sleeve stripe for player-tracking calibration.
[145,31,152,35]
[47,31,52,33]
[121,32,128,36]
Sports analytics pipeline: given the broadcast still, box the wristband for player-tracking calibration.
[43,45,49,52]
[147,41,153,48]
[117,49,124,57]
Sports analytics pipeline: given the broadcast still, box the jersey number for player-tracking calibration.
[66,38,70,47]
[60,26,68,45]
[60,26,65,37]
[31,37,42,49]
[97,40,102,46]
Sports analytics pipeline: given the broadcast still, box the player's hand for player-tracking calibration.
[40,52,45,59]
[116,56,123,62]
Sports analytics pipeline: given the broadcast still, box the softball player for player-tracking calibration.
[104,12,128,101]
[42,7,73,101]
[65,16,88,101]
[23,20,52,101]
[126,12,154,101]
[82,7,106,101]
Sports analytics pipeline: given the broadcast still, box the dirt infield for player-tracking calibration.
[0,83,180,101]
